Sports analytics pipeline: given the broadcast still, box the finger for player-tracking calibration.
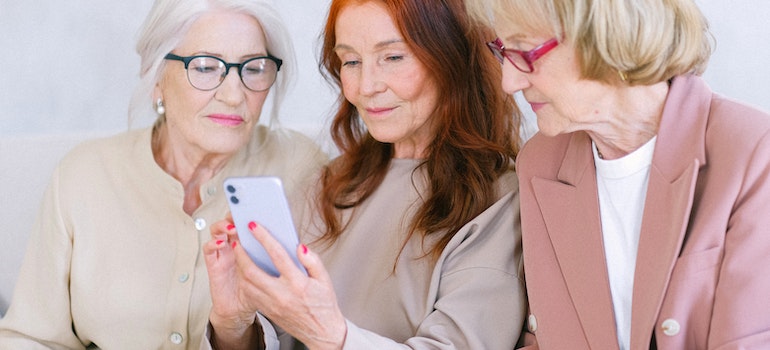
[296,244,332,284]
[222,212,241,241]
[248,221,305,279]
[225,222,239,243]
[203,239,233,270]
[231,238,274,284]
[203,238,222,257]
[230,239,280,309]
[210,218,235,241]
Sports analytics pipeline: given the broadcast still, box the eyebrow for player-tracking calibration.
[502,33,527,44]
[185,51,269,60]
[333,38,405,52]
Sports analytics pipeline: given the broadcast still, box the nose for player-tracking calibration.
[215,66,247,105]
[359,61,386,96]
[501,62,530,95]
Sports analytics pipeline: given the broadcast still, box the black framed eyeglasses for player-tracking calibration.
[486,37,558,73]
[164,53,283,92]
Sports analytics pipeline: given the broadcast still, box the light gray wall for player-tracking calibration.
[0,0,336,137]
[697,0,770,112]
[1,1,768,138]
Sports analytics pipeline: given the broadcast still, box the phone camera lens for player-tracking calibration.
[226,185,236,193]
[229,195,239,204]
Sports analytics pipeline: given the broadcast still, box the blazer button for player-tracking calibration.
[661,319,680,336]
[527,314,538,333]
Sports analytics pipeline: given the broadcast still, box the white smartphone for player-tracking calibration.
[223,176,306,277]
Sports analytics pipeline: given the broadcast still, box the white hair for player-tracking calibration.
[129,0,296,128]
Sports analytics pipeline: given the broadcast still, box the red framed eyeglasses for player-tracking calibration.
[486,37,559,73]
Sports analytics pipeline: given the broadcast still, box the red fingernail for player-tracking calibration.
[226,224,235,230]
[301,244,308,255]
[216,240,224,245]
[248,221,257,230]
[232,241,237,249]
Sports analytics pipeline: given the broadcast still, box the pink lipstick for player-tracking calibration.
[208,114,244,126]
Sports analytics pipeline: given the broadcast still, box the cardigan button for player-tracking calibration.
[169,332,184,344]
[194,218,207,231]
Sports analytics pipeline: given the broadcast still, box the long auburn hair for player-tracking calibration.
[318,0,521,262]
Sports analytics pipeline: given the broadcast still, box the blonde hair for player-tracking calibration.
[129,0,296,127]
[467,0,713,85]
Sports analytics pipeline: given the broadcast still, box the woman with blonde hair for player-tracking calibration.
[467,0,770,348]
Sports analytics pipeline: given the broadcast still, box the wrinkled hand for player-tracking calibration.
[203,216,347,350]
[203,216,260,346]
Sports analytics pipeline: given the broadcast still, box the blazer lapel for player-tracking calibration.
[629,161,698,348]
[532,132,620,349]
[629,75,710,349]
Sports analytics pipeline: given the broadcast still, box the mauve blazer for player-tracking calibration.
[515,75,770,349]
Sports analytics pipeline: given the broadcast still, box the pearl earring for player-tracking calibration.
[155,98,165,115]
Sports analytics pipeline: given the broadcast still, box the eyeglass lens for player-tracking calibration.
[187,57,278,91]
[505,53,531,73]
[486,41,532,73]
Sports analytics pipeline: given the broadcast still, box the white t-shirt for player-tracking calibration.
[593,136,656,350]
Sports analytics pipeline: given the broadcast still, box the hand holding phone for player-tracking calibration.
[224,176,306,277]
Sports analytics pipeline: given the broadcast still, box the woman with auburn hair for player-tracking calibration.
[468,0,770,348]
[202,0,526,348]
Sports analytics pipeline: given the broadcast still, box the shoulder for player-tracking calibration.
[707,93,770,142]
[439,188,522,277]
[706,97,770,197]
[516,132,575,180]
[251,125,328,164]
[239,125,329,171]
[694,83,770,172]
[40,128,152,207]
[243,125,329,199]
[256,125,321,149]
[494,163,519,199]
[668,75,770,148]
[57,128,148,176]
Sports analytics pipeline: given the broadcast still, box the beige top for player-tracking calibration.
[0,125,327,350]
[280,159,526,349]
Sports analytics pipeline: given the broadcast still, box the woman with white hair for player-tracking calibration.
[0,0,325,348]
